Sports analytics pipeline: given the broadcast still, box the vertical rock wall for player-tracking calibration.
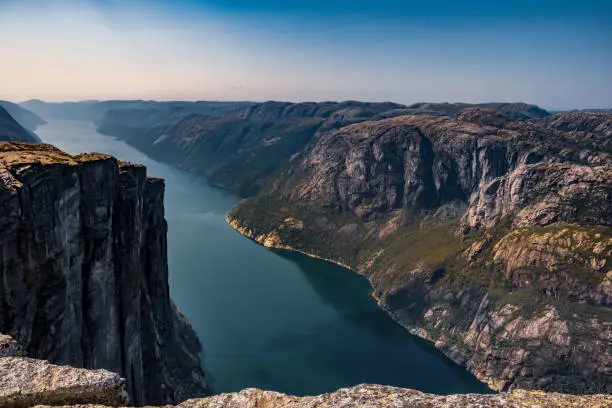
[0,143,207,405]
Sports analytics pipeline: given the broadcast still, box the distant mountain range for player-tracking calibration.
[20,98,253,123]
[550,108,612,114]
[18,99,553,195]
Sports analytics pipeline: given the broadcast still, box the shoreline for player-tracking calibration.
[225,213,497,393]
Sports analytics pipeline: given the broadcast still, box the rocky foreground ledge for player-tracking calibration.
[0,335,612,408]
[1,336,610,408]
[4,379,612,408]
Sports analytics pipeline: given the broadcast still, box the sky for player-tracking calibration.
[0,0,611,109]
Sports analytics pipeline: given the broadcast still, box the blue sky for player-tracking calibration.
[1,0,610,108]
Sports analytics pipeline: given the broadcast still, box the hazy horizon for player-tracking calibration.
[2,0,611,110]
[10,97,611,112]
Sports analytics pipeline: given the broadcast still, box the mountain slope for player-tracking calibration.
[98,101,407,195]
[0,100,46,131]
[227,110,612,393]
[93,101,553,198]
[0,106,41,143]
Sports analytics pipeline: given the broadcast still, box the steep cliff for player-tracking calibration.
[0,142,207,405]
[227,111,612,393]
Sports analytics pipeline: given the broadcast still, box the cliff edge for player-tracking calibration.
[0,142,207,405]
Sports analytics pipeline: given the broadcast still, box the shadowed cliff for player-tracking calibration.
[0,106,41,143]
[0,142,207,405]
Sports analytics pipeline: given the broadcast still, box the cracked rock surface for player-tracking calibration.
[0,357,127,407]
[29,384,612,408]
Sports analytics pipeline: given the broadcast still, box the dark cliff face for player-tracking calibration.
[0,106,41,143]
[227,111,612,393]
[0,143,206,405]
[266,111,609,219]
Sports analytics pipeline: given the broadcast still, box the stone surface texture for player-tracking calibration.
[0,357,127,407]
[27,384,612,408]
[0,332,21,357]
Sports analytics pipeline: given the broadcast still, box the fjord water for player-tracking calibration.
[37,120,490,396]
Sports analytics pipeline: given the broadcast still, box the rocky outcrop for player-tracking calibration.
[542,112,612,135]
[0,142,206,405]
[227,112,612,393]
[26,384,612,408]
[462,163,612,231]
[0,357,127,407]
[0,333,21,357]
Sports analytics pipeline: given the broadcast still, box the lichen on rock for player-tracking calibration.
[0,357,127,407]
[0,333,21,357]
[29,384,612,408]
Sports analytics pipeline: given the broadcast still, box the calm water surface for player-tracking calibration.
[37,120,490,395]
